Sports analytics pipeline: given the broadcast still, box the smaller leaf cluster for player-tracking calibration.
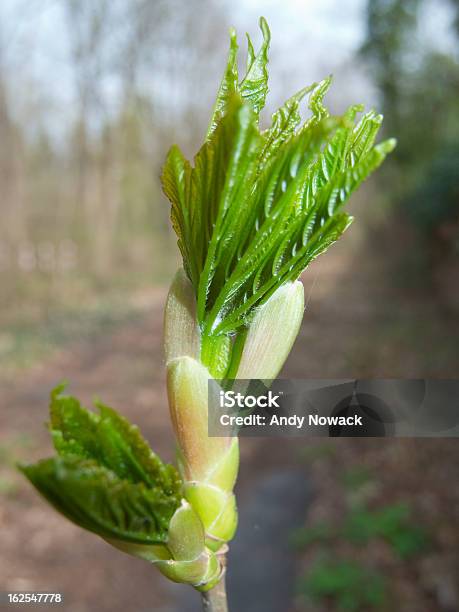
[162,17,395,344]
[20,384,182,545]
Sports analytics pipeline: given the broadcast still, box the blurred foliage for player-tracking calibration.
[0,92,176,325]
[343,504,429,558]
[298,558,386,611]
[362,0,459,249]
[341,465,373,490]
[291,502,429,559]
[294,458,430,611]
[290,521,334,548]
[297,442,338,463]
[407,141,459,240]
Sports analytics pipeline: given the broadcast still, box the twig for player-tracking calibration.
[201,573,228,612]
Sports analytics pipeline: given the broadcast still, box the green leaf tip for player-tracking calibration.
[161,17,394,361]
[207,17,271,139]
[240,16,271,115]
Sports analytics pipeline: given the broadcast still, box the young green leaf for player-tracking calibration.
[20,457,180,544]
[207,16,271,138]
[239,16,271,115]
[49,384,181,495]
[161,16,395,374]
[207,28,239,138]
[259,84,315,169]
[21,387,184,547]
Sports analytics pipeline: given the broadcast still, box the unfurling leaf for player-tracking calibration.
[207,16,270,137]
[161,19,395,371]
[20,386,183,545]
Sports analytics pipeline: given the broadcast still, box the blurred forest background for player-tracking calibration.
[0,0,458,370]
[0,1,458,611]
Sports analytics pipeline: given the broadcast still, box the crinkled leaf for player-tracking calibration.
[20,457,179,544]
[49,384,99,459]
[305,76,332,124]
[207,17,270,138]
[49,384,181,496]
[161,146,193,283]
[199,102,394,335]
[164,97,263,317]
[196,100,263,322]
[161,17,395,370]
[239,17,270,115]
[259,84,315,169]
[207,28,239,138]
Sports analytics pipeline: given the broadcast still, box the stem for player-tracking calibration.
[201,574,228,612]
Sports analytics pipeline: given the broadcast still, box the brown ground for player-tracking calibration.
[1,220,458,612]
